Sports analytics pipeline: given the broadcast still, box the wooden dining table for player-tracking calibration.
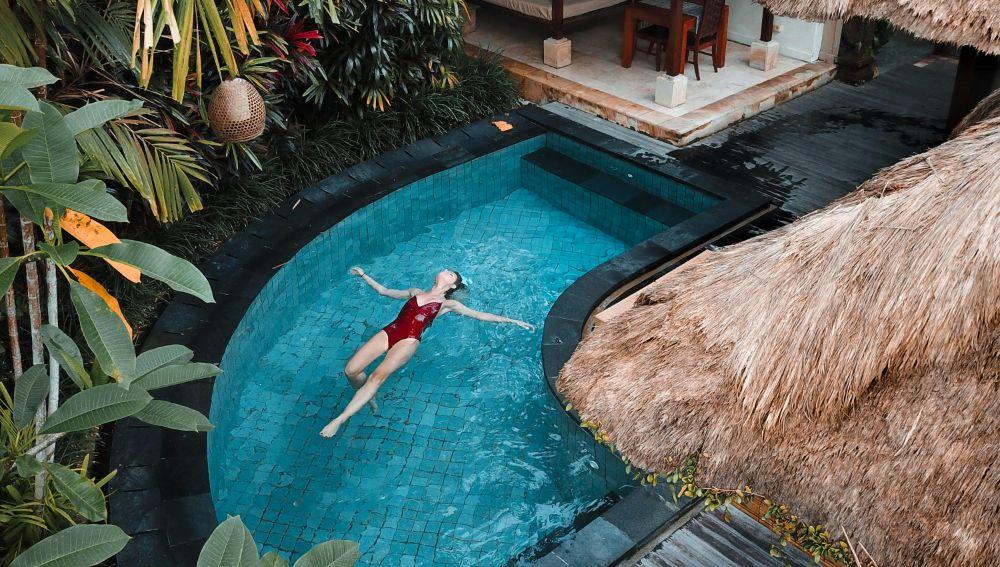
[621,3,695,71]
[621,1,727,73]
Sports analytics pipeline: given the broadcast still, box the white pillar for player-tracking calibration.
[749,40,780,71]
[543,37,572,68]
[654,74,688,107]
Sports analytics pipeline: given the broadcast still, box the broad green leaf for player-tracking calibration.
[40,383,151,434]
[0,64,58,87]
[0,122,36,160]
[64,99,143,135]
[136,344,194,376]
[4,179,127,222]
[135,400,213,432]
[0,82,40,111]
[21,102,79,184]
[293,540,360,567]
[43,461,107,521]
[261,552,290,567]
[12,364,49,428]
[132,362,221,390]
[197,516,260,567]
[68,280,135,384]
[41,324,92,390]
[15,454,42,477]
[1,189,56,228]
[0,255,23,296]
[9,524,129,567]
[37,241,79,266]
[88,240,214,302]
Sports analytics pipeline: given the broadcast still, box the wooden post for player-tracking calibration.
[947,46,999,131]
[551,0,565,38]
[760,8,774,42]
[665,0,685,75]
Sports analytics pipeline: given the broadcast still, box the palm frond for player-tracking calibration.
[55,0,134,70]
[76,115,213,222]
[0,0,35,66]
[133,0,269,99]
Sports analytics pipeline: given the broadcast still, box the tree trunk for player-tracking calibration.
[0,201,22,377]
[42,214,59,462]
[30,0,49,497]
[23,218,45,498]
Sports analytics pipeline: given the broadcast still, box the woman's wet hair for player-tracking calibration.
[444,271,467,299]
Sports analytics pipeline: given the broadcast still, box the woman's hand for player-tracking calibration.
[349,266,365,277]
[512,320,535,332]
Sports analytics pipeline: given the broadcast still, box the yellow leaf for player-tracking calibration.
[69,268,134,339]
[61,210,141,283]
[492,120,513,132]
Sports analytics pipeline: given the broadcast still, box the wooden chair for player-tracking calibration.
[635,24,670,72]
[686,0,724,80]
[632,0,725,79]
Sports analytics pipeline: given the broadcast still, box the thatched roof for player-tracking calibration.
[558,112,1000,565]
[756,0,1000,55]
[951,88,1000,137]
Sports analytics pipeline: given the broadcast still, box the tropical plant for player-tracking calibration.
[1,66,220,561]
[198,516,360,567]
[129,0,269,98]
[305,0,466,112]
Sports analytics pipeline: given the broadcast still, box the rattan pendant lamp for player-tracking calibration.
[207,77,266,142]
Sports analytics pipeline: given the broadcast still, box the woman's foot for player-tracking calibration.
[319,420,342,438]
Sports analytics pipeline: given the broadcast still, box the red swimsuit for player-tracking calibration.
[382,296,443,348]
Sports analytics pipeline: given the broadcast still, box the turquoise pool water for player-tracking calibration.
[209,135,709,565]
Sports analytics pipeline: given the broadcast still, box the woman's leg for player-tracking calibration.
[320,339,419,437]
[344,331,389,411]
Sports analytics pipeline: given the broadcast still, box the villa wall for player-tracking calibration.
[726,0,827,62]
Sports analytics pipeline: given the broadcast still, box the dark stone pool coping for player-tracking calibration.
[108,104,772,566]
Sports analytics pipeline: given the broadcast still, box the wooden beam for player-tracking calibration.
[760,8,774,42]
[551,0,565,38]
[947,45,999,131]
[665,0,685,75]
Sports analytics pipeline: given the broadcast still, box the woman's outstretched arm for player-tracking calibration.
[350,267,420,299]
[443,300,535,331]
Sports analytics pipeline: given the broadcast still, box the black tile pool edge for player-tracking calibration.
[108,104,773,566]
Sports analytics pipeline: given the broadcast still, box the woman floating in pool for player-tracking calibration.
[320,267,535,437]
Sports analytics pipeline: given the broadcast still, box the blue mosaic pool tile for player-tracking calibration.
[210,136,655,565]
[546,133,719,213]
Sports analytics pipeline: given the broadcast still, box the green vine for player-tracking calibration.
[575,414,858,566]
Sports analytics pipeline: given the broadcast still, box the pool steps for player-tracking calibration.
[522,148,696,227]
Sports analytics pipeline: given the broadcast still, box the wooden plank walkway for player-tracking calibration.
[672,53,955,232]
[636,507,813,567]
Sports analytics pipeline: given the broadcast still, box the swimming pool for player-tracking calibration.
[207,132,718,565]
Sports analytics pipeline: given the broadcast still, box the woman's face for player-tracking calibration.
[435,270,459,289]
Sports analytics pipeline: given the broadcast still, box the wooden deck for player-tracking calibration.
[635,507,813,567]
[672,53,955,231]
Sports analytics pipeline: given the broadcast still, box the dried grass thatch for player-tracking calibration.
[951,88,1000,137]
[756,0,1000,55]
[558,113,1000,565]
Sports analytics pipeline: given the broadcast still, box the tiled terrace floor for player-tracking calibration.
[466,6,835,145]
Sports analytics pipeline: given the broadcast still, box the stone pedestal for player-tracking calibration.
[654,74,687,108]
[543,37,572,68]
[462,5,477,34]
[836,16,879,85]
[749,40,780,71]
